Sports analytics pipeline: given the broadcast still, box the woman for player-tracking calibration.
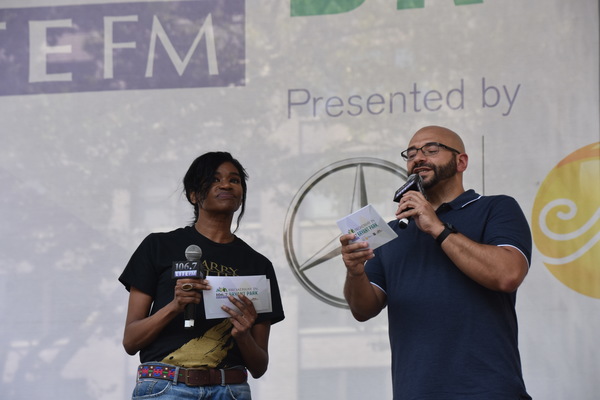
[119,152,285,399]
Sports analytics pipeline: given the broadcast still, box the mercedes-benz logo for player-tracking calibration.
[283,157,407,308]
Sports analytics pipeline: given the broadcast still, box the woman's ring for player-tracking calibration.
[181,283,194,291]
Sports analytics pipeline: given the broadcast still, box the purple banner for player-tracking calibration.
[0,1,245,96]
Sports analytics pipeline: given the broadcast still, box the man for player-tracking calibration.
[340,126,532,399]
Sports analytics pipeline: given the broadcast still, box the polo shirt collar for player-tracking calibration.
[437,189,481,212]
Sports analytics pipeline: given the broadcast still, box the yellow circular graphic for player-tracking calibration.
[532,142,600,298]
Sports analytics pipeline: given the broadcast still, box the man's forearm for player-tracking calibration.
[344,270,385,321]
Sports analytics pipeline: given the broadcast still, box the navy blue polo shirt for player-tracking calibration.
[366,190,532,400]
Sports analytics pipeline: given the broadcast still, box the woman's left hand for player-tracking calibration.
[221,294,258,338]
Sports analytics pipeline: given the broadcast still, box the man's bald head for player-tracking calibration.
[410,126,465,154]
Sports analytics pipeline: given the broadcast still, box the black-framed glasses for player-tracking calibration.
[400,142,461,161]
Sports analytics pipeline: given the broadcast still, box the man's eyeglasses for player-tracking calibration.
[401,142,461,161]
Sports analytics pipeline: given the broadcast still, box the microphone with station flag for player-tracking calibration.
[172,245,204,329]
[392,173,426,229]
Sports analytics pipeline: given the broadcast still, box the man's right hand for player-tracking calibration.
[339,233,374,276]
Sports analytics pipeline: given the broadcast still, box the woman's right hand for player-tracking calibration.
[173,278,211,312]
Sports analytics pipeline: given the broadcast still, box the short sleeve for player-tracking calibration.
[118,234,160,297]
[483,196,532,266]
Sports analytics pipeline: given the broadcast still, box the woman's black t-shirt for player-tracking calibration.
[119,226,285,368]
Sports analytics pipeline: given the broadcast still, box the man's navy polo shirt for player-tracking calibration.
[365,189,532,400]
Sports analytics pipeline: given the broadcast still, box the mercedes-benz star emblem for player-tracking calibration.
[283,157,407,308]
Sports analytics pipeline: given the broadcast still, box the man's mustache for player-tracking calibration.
[410,162,435,174]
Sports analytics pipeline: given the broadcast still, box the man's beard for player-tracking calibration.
[413,157,457,190]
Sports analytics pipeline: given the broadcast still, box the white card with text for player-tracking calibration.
[336,204,397,250]
[203,275,272,319]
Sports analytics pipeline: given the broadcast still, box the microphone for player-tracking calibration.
[172,245,203,329]
[185,244,203,264]
[392,173,425,229]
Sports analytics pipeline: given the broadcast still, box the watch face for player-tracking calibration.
[283,157,407,308]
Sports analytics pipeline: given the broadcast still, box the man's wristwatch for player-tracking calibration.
[436,222,457,245]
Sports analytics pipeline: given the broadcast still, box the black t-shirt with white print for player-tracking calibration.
[119,226,285,368]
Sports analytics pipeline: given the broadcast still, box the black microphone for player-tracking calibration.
[172,245,203,329]
[392,173,426,229]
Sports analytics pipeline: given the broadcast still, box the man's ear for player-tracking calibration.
[457,153,469,173]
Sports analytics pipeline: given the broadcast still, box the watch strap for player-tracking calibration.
[436,223,457,245]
